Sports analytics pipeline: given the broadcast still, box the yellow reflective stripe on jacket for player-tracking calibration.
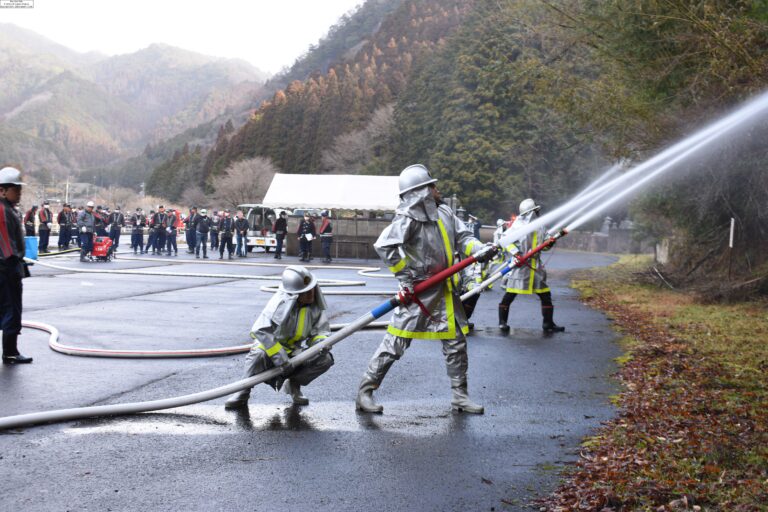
[287,306,309,345]
[504,230,550,294]
[463,240,476,257]
[388,256,408,274]
[311,334,327,345]
[526,231,538,293]
[258,341,284,357]
[437,219,457,289]
[386,287,458,340]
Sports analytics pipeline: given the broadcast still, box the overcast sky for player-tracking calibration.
[1,0,364,74]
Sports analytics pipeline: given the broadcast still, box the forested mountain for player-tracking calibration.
[206,1,471,178]
[149,0,768,286]
[263,0,406,94]
[0,24,266,179]
[146,0,419,199]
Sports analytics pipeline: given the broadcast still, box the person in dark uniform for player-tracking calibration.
[77,201,96,261]
[57,203,72,250]
[108,206,125,251]
[130,207,146,254]
[209,210,220,251]
[23,205,36,237]
[234,210,250,257]
[297,213,316,262]
[273,210,287,260]
[38,200,53,253]
[185,207,198,254]
[0,167,33,364]
[319,211,333,263]
[93,206,108,236]
[151,206,167,255]
[193,208,212,259]
[467,214,482,239]
[72,207,82,247]
[218,209,235,260]
[144,209,156,254]
[165,208,178,256]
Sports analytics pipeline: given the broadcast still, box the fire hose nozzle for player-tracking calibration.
[550,229,568,241]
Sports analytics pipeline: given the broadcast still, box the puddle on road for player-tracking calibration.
[63,402,477,437]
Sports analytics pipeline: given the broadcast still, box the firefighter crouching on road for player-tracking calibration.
[0,167,33,364]
[498,198,564,333]
[224,266,334,409]
[355,164,498,415]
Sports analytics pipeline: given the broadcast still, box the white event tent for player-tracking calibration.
[261,174,399,211]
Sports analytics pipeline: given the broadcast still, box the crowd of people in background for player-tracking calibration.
[17,201,507,268]
[19,201,340,263]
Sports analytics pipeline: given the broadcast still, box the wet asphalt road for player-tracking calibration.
[0,249,620,512]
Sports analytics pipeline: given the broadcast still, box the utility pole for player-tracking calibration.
[728,218,735,280]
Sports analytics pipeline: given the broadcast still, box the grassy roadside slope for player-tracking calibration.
[540,256,767,511]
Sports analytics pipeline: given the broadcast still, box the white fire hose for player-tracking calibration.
[0,255,398,430]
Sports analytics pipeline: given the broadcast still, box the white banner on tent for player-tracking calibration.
[262,174,400,211]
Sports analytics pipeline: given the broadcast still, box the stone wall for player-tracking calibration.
[553,229,654,254]
[280,217,654,259]
[283,217,391,259]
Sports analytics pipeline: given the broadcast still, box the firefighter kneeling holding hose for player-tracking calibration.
[224,265,334,409]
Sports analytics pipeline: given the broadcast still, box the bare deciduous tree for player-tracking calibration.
[180,186,209,209]
[321,104,394,174]
[210,157,278,208]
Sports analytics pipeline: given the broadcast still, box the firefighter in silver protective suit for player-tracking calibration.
[224,265,334,409]
[355,164,497,415]
[497,198,564,333]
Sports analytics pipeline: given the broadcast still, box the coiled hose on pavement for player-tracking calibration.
[0,254,400,430]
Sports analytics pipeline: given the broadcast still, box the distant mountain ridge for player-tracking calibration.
[0,23,268,178]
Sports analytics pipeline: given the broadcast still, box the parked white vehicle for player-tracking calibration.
[237,204,283,253]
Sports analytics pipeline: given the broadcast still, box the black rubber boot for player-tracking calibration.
[2,334,32,364]
[498,304,510,333]
[542,305,565,332]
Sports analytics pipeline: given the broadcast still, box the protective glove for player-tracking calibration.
[474,243,499,263]
[397,282,414,304]
[279,359,294,376]
[81,226,87,233]
[272,347,293,374]
[509,248,526,266]
[543,233,557,250]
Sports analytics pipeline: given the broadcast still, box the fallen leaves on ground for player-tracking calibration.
[536,278,768,511]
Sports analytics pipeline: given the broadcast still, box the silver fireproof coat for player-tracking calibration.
[248,287,330,366]
[374,187,482,339]
[501,212,551,294]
